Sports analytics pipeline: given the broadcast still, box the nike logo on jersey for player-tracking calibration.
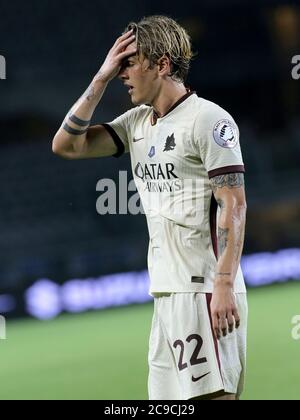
[192,372,211,382]
[133,137,144,143]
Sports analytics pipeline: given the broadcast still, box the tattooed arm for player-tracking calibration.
[210,173,247,340]
[52,30,136,159]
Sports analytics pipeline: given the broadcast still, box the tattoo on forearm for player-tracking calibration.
[63,123,89,136]
[84,85,95,101]
[69,114,91,127]
[234,223,245,262]
[211,173,244,193]
[218,227,229,257]
[94,70,105,82]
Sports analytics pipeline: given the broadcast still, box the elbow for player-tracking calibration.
[52,140,60,156]
[52,134,70,158]
[52,133,62,155]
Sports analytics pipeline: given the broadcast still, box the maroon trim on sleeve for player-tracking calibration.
[102,123,125,158]
[208,165,245,179]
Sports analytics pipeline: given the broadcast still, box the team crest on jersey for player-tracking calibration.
[213,120,238,149]
[163,133,176,152]
[148,146,156,158]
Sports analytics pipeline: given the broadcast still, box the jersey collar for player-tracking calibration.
[151,90,196,126]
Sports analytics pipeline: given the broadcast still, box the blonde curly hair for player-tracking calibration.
[124,15,194,83]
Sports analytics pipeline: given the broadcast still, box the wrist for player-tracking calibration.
[83,79,107,104]
[93,71,111,86]
[214,275,234,289]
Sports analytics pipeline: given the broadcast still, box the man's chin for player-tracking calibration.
[131,96,142,106]
[130,93,148,106]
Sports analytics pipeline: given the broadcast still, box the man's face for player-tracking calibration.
[118,43,160,105]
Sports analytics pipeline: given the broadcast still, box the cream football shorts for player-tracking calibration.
[148,293,248,400]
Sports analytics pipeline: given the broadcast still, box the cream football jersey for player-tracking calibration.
[103,92,246,294]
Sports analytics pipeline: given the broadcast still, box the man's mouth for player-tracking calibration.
[125,84,134,94]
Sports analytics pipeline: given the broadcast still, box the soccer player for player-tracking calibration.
[52,15,248,401]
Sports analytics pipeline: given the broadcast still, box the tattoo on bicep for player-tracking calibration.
[63,123,88,136]
[69,114,91,127]
[218,227,229,258]
[211,173,244,193]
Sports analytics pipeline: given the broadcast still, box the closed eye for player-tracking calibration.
[121,60,134,71]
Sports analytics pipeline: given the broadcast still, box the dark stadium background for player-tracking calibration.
[0,0,300,400]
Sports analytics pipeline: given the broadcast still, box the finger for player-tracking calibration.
[117,47,138,62]
[233,308,240,329]
[113,33,135,52]
[227,312,235,334]
[114,35,136,54]
[113,29,134,46]
[219,316,228,337]
[214,327,221,341]
[212,315,221,340]
[122,29,134,37]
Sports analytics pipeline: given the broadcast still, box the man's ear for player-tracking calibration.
[157,55,172,76]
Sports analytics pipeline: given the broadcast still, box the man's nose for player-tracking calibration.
[118,67,128,80]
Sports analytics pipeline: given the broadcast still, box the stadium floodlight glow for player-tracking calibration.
[0,55,6,80]
[25,280,62,320]
[241,248,300,287]
[25,248,300,320]
[25,271,151,320]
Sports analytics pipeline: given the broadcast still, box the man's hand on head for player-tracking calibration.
[94,30,137,84]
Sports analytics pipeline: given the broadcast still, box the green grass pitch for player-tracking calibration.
[0,282,299,400]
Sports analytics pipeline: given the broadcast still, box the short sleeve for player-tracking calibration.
[194,102,245,178]
[102,109,134,158]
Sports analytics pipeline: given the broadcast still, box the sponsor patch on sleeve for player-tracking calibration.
[213,119,238,149]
